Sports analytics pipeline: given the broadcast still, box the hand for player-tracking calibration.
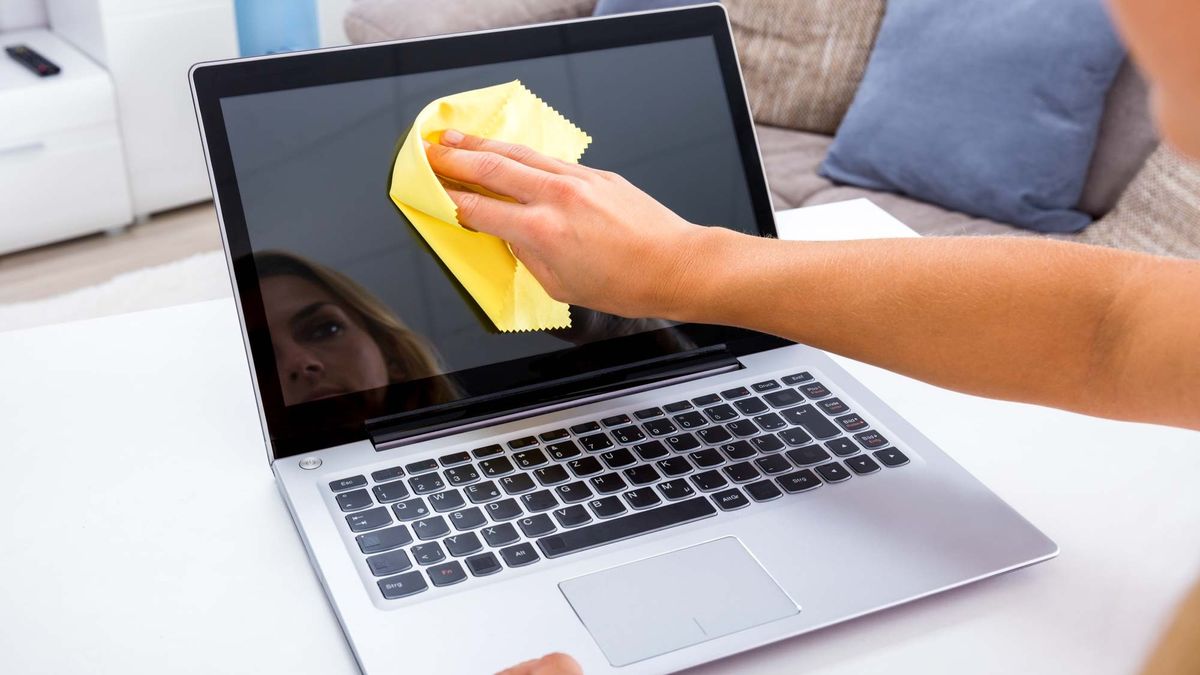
[496,652,583,675]
[424,129,722,319]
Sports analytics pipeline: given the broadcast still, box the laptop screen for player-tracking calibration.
[195,7,782,456]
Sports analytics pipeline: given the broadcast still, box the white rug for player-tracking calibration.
[0,251,233,333]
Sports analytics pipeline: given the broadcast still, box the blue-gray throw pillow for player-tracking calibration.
[820,0,1125,233]
[593,0,705,16]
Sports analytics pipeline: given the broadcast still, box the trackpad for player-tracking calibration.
[558,537,799,666]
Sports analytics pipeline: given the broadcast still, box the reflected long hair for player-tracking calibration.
[254,251,457,406]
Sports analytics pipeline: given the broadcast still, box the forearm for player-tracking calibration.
[677,229,1200,427]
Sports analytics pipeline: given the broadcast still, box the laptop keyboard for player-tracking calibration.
[325,371,911,602]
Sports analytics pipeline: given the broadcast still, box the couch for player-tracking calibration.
[344,0,1200,258]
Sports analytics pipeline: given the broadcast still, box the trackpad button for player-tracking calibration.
[558,537,799,666]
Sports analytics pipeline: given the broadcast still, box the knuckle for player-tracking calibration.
[507,143,536,164]
[473,152,506,181]
[454,191,480,221]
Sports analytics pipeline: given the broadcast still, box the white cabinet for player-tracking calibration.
[0,29,133,253]
[47,0,239,217]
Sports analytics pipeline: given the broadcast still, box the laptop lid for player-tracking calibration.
[191,5,785,460]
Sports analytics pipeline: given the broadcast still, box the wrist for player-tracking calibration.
[656,224,742,323]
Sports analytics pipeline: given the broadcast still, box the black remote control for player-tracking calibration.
[5,44,61,77]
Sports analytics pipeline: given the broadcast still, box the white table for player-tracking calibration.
[2,200,1198,674]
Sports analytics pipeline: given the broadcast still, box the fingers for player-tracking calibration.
[440,129,585,176]
[426,142,552,204]
[496,653,583,675]
[445,188,532,245]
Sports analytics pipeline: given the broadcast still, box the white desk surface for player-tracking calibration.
[2,200,1198,674]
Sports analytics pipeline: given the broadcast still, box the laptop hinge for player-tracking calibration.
[366,345,742,452]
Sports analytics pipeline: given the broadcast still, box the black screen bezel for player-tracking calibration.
[191,5,786,459]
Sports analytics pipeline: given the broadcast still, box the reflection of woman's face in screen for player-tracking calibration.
[261,274,391,404]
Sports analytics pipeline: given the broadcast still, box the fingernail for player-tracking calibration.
[442,129,465,145]
[422,139,431,149]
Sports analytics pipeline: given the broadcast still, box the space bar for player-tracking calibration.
[536,497,717,558]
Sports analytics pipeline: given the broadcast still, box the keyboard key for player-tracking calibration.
[777,470,822,493]
[346,507,391,532]
[508,436,538,450]
[657,479,696,501]
[623,464,661,486]
[692,393,721,406]
[444,530,484,557]
[735,397,769,415]
[874,447,910,467]
[726,420,759,438]
[484,498,522,521]
[745,479,783,502]
[697,426,733,445]
[800,382,832,399]
[546,440,582,461]
[590,472,627,494]
[534,464,571,485]
[855,431,890,449]
[413,515,450,540]
[782,405,840,439]
[411,542,446,565]
[479,456,515,477]
[720,386,750,399]
[657,456,694,477]
[602,414,632,427]
[569,456,604,477]
[570,421,601,435]
[539,428,570,443]
[780,428,814,447]
[642,418,678,437]
[612,426,646,444]
[589,496,627,518]
[553,504,592,528]
[818,398,850,416]
[408,472,445,495]
[428,560,468,587]
[443,531,483,557]
[623,487,662,510]
[634,407,664,420]
[781,371,814,385]
[786,446,831,467]
[753,412,787,431]
[392,498,429,521]
[763,389,804,408]
[356,525,412,554]
[444,465,480,486]
[712,487,750,511]
[336,489,373,512]
[691,470,729,492]
[755,454,792,475]
[665,432,701,452]
[405,459,438,474]
[689,448,724,468]
[370,466,404,483]
[815,462,851,483]
[513,449,548,469]
[465,481,501,503]
[579,433,614,452]
[723,461,761,483]
[752,380,781,392]
[673,411,708,429]
[846,454,881,475]
[634,440,669,461]
[465,551,502,577]
[538,497,717,558]
[500,543,541,567]
[835,414,868,431]
[439,450,471,466]
[521,489,558,512]
[664,400,692,413]
[703,404,738,422]
[329,475,367,492]
[367,549,412,577]
[372,481,410,503]
[472,444,503,459]
[500,473,536,494]
[481,522,519,547]
[555,481,592,503]
[517,514,556,537]
[428,489,466,513]
[720,441,757,461]
[450,506,487,530]
[378,571,427,599]
[826,437,859,456]
[750,434,785,453]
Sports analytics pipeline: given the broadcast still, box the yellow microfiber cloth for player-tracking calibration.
[389,80,592,332]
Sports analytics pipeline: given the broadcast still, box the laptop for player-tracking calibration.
[190,5,1057,672]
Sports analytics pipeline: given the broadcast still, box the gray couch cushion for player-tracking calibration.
[344,0,595,43]
[1077,59,1160,217]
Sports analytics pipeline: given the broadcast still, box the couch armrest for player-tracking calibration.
[345,0,596,44]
